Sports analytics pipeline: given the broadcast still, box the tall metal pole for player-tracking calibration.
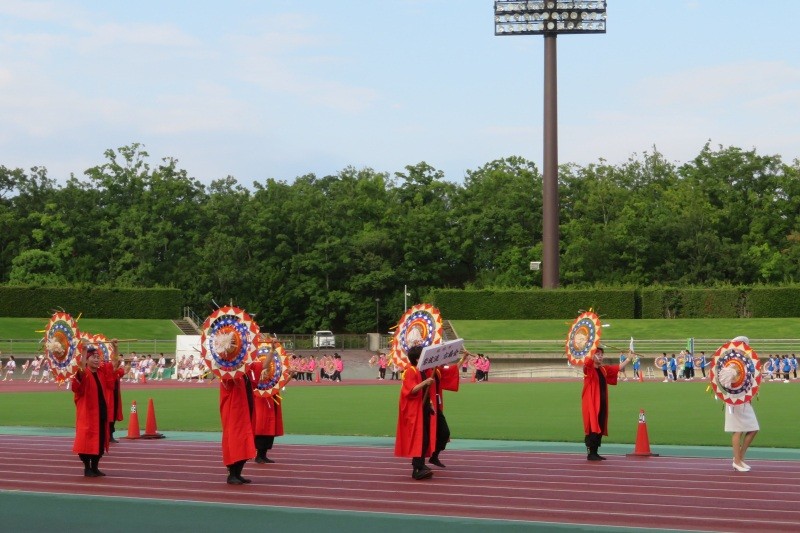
[542,33,560,289]
[375,298,380,333]
[404,284,408,311]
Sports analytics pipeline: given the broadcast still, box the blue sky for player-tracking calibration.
[1,0,798,186]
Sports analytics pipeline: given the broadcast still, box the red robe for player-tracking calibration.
[71,364,115,455]
[248,361,284,437]
[219,374,256,465]
[102,362,125,423]
[582,358,620,436]
[394,366,437,458]
[429,365,460,412]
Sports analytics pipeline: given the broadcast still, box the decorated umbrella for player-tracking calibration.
[392,303,443,363]
[387,338,409,373]
[709,340,761,405]
[565,311,602,366]
[320,354,336,377]
[653,355,668,370]
[43,312,81,383]
[79,332,115,363]
[252,340,291,397]
[200,306,260,380]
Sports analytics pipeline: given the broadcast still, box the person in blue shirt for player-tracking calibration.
[619,352,629,381]
[781,355,791,383]
[632,355,641,380]
[660,353,669,382]
[699,351,707,378]
[791,354,798,379]
[668,354,678,382]
[684,351,695,380]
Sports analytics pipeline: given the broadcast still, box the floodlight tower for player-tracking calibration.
[494,1,607,288]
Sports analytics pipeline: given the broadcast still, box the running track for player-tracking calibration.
[1,434,799,532]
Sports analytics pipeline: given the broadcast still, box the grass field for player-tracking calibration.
[4,317,800,356]
[0,318,182,355]
[452,318,800,354]
[1,381,796,448]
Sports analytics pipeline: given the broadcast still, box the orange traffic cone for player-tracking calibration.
[142,398,165,439]
[638,371,644,383]
[626,409,659,457]
[315,371,320,383]
[471,371,476,383]
[124,400,141,439]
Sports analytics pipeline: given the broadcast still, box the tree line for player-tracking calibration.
[1,142,798,333]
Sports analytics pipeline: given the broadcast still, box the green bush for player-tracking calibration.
[0,286,182,319]
[431,288,636,319]
[747,286,800,317]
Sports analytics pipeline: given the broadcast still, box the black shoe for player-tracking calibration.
[255,456,267,464]
[412,468,433,480]
[598,455,607,460]
[237,476,252,484]
[264,457,275,464]
[92,469,107,477]
[429,457,445,468]
[84,468,98,477]
[110,437,119,443]
[226,475,244,485]
[587,453,603,461]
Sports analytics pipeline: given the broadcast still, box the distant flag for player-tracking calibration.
[687,337,694,355]
[629,337,635,353]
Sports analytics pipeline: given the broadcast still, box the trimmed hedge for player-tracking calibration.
[434,286,800,320]
[640,287,741,319]
[0,286,182,319]
[747,286,800,318]
[431,288,636,319]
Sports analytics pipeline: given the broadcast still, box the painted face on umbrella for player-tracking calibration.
[573,328,589,351]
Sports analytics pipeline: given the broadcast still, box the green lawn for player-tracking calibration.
[1,381,795,448]
[452,318,800,340]
[452,318,800,354]
[0,318,182,356]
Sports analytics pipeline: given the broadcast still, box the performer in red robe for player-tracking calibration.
[104,340,125,443]
[425,354,465,468]
[394,345,436,480]
[72,345,116,477]
[582,346,631,461]
[220,371,256,484]
[248,359,288,464]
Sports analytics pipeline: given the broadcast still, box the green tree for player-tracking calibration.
[8,249,67,285]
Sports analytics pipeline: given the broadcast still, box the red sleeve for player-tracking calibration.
[439,365,460,392]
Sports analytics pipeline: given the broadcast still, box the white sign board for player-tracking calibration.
[418,339,464,371]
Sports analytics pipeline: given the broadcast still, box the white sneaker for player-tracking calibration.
[662,379,668,382]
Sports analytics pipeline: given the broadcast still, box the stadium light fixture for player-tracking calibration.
[494,0,607,289]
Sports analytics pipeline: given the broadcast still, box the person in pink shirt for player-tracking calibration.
[332,354,343,382]
[378,353,387,380]
[306,356,315,381]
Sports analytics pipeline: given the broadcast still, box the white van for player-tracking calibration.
[313,330,336,348]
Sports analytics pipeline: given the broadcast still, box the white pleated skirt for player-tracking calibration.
[724,402,760,432]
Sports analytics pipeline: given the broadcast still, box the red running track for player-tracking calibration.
[1,435,799,531]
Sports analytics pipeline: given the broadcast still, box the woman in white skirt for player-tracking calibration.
[724,336,759,472]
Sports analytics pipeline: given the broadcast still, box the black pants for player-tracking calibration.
[433,411,450,456]
[584,432,603,453]
[79,453,102,471]
[255,435,275,455]
[412,404,433,470]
